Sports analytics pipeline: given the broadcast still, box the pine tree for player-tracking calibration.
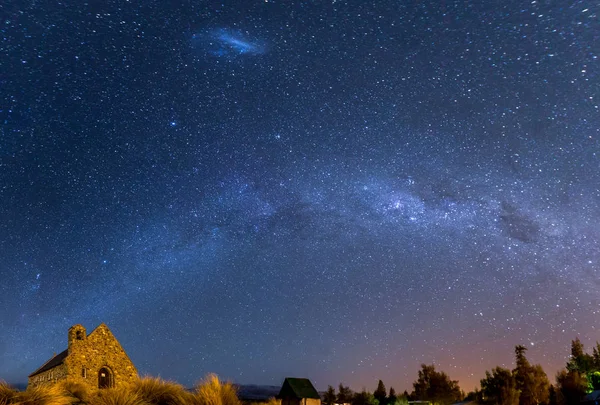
[338,384,354,404]
[567,338,593,373]
[592,343,600,370]
[413,364,462,405]
[513,345,550,405]
[548,385,557,405]
[514,345,532,405]
[325,386,337,405]
[389,387,397,405]
[556,369,587,405]
[374,380,387,405]
[528,364,550,405]
[355,391,379,405]
[480,366,520,405]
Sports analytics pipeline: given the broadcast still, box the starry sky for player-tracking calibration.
[1,0,599,393]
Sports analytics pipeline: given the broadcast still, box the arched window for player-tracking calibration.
[98,367,114,389]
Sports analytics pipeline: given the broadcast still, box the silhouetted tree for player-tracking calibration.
[338,384,354,404]
[514,345,531,394]
[413,364,462,405]
[567,338,593,374]
[564,338,600,393]
[592,343,600,370]
[526,365,550,405]
[388,387,397,405]
[374,381,387,405]
[325,386,337,405]
[480,366,520,405]
[464,390,480,402]
[556,369,587,405]
[353,390,379,405]
[548,385,557,405]
[513,345,550,405]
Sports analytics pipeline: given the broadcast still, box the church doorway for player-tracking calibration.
[98,367,113,389]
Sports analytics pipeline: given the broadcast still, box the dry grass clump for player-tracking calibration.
[59,379,92,404]
[12,383,72,405]
[130,376,190,405]
[191,374,241,405]
[0,374,242,405]
[0,381,17,405]
[256,398,281,405]
[89,386,149,405]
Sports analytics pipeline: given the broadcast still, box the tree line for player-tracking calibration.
[323,338,600,405]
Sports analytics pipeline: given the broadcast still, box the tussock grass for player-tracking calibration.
[0,374,243,405]
[192,374,241,405]
[130,376,190,405]
[256,398,281,405]
[89,386,149,405]
[60,379,92,404]
[0,381,17,405]
[13,383,72,405]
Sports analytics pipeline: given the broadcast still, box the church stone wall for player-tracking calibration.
[28,363,67,387]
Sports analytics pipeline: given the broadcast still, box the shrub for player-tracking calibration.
[192,374,241,405]
[130,376,190,405]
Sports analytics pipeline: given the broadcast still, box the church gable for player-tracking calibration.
[83,323,135,364]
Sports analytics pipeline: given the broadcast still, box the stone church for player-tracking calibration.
[28,323,137,389]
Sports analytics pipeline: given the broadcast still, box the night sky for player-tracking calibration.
[1,0,599,393]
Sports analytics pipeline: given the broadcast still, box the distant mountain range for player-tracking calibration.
[235,384,281,402]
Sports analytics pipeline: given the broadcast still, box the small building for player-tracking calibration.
[277,378,321,405]
[28,323,137,390]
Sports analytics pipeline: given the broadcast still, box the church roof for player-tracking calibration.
[28,349,68,377]
[277,378,320,399]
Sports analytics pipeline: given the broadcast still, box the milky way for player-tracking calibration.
[1,0,599,393]
[191,28,266,59]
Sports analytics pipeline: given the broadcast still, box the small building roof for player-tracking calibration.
[583,390,600,401]
[278,378,320,399]
[28,349,68,377]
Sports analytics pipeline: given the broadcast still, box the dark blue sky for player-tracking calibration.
[1,0,599,392]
